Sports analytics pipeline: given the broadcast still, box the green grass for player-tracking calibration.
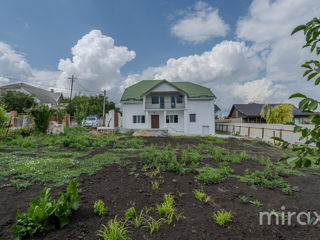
[196,164,233,184]
[125,207,137,220]
[250,200,263,207]
[193,189,210,203]
[156,194,176,224]
[94,200,108,217]
[0,151,121,189]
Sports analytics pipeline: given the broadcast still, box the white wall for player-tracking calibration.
[122,103,147,129]
[185,99,215,135]
[165,110,184,132]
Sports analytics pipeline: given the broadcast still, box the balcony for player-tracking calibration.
[145,94,185,110]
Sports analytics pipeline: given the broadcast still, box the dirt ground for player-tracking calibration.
[1,137,320,240]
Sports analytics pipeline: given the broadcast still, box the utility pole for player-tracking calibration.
[68,75,77,126]
[103,89,106,127]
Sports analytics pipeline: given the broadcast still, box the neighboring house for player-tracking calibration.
[228,103,312,124]
[120,80,216,135]
[0,82,62,105]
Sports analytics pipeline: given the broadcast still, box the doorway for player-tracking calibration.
[151,115,159,128]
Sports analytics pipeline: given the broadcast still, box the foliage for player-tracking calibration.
[94,200,108,217]
[249,200,263,207]
[9,180,79,240]
[0,104,10,131]
[151,180,160,190]
[0,91,36,113]
[260,104,293,124]
[97,216,129,240]
[275,17,320,168]
[213,210,232,227]
[156,194,176,224]
[282,184,292,195]
[240,196,248,204]
[142,217,166,235]
[133,210,144,228]
[125,207,137,221]
[29,104,52,133]
[74,96,89,125]
[193,189,210,203]
[196,164,233,184]
[54,104,66,124]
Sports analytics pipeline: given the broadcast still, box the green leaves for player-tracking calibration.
[291,25,306,35]
[9,180,80,239]
[289,93,306,99]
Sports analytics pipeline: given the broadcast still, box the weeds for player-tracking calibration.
[250,200,263,207]
[196,164,233,184]
[151,180,160,190]
[134,210,144,228]
[193,189,210,203]
[213,210,232,227]
[240,196,248,203]
[97,216,129,240]
[142,217,166,235]
[156,194,176,224]
[125,207,137,221]
[94,200,108,217]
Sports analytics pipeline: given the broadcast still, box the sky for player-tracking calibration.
[0,0,319,114]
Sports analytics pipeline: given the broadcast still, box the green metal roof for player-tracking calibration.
[120,80,215,102]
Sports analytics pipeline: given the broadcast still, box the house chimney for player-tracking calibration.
[50,89,54,92]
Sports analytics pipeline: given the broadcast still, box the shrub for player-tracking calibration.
[9,180,79,239]
[97,216,129,240]
[213,210,232,227]
[239,151,248,160]
[94,200,108,217]
[29,104,52,133]
[125,207,137,220]
[0,105,9,131]
[196,164,233,184]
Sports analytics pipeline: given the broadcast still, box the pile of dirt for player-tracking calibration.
[133,129,152,137]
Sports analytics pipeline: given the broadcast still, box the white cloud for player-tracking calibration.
[56,30,136,95]
[171,1,229,43]
[125,41,262,90]
[0,42,33,80]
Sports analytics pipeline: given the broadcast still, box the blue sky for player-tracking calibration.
[0,0,319,112]
[0,0,251,74]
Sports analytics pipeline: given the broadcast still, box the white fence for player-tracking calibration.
[215,122,314,144]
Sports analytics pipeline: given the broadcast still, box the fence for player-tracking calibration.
[215,122,314,144]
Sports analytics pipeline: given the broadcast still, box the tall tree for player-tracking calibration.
[276,17,320,168]
[260,104,293,124]
[0,91,36,113]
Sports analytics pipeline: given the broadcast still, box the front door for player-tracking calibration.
[151,115,159,129]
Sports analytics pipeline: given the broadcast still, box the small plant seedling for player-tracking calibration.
[134,210,144,228]
[94,200,108,217]
[239,151,248,160]
[97,216,128,240]
[156,194,176,224]
[240,196,248,203]
[152,180,160,190]
[142,217,166,235]
[125,207,137,221]
[282,184,292,195]
[193,189,210,203]
[250,200,263,207]
[172,179,177,183]
[292,186,299,192]
[213,210,232,227]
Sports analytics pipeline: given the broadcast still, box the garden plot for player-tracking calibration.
[0,130,320,239]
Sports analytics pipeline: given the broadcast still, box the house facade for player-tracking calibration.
[228,103,312,124]
[120,80,216,135]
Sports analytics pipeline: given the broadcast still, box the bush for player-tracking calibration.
[9,180,79,239]
[29,104,52,133]
[0,105,9,131]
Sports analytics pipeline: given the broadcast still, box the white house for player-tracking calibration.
[120,80,216,135]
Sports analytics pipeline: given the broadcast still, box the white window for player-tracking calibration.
[133,115,145,123]
[190,114,196,122]
[166,115,178,123]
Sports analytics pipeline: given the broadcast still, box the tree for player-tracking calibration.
[29,104,52,133]
[0,105,10,131]
[275,17,320,168]
[0,91,36,113]
[260,104,293,124]
[74,96,89,125]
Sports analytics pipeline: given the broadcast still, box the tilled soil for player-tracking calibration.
[1,137,320,240]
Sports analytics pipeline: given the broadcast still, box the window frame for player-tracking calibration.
[151,96,159,104]
[189,113,196,122]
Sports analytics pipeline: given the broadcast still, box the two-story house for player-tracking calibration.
[120,80,216,135]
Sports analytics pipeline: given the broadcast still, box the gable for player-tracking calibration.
[149,82,180,93]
